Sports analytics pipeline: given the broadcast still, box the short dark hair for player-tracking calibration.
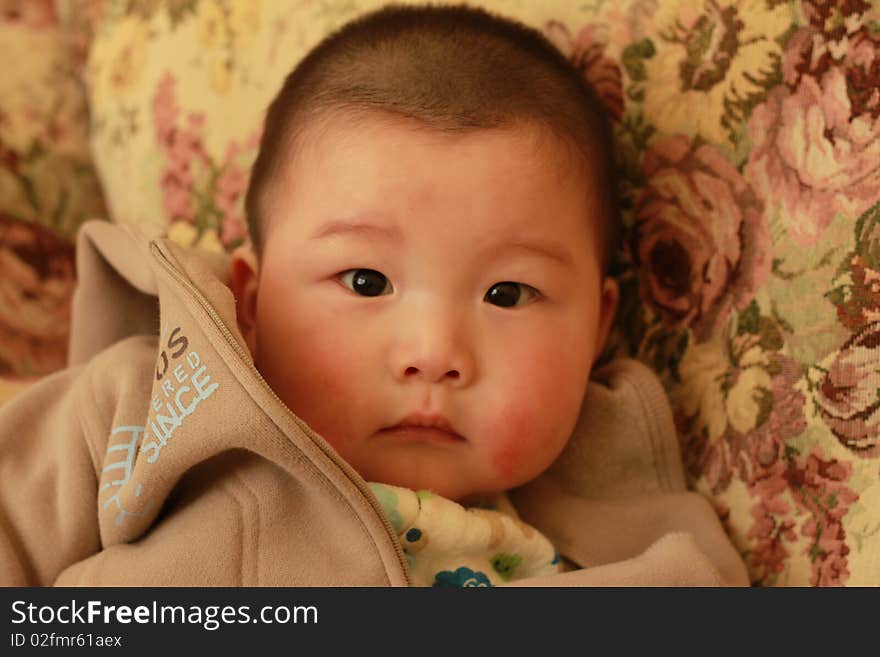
[245,3,619,271]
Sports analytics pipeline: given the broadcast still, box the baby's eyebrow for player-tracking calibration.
[310,218,572,266]
[496,240,572,267]
[310,219,402,242]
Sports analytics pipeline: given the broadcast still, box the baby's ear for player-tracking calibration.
[594,276,620,359]
[228,244,260,357]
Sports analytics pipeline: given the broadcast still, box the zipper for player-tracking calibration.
[150,242,413,586]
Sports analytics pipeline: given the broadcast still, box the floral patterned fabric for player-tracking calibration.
[368,483,562,587]
[2,0,879,585]
[0,0,106,398]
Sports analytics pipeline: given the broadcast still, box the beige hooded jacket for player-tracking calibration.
[0,221,749,587]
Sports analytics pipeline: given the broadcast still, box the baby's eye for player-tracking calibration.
[484,281,541,308]
[338,269,393,297]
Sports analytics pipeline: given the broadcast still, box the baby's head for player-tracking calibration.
[230,4,620,502]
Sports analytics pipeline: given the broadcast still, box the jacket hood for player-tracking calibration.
[68,221,410,584]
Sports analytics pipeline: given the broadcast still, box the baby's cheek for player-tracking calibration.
[489,438,528,482]
[486,360,581,486]
[487,400,543,483]
[271,329,361,446]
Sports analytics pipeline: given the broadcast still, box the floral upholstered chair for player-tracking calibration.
[2,0,879,585]
[0,0,105,397]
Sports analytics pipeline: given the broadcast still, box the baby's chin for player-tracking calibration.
[350,445,529,502]
[362,467,506,504]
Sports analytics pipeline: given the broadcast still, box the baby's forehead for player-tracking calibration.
[284,110,597,193]
[260,110,608,262]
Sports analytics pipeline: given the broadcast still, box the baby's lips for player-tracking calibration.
[387,411,455,433]
[378,425,467,444]
[379,411,467,442]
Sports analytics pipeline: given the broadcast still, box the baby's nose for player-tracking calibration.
[391,317,475,386]
[402,363,462,384]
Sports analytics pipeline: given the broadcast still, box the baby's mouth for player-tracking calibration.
[378,413,466,444]
[379,426,466,444]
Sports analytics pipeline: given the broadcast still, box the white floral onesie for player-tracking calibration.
[369,483,563,587]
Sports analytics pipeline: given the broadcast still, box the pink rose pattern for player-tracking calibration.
[596,0,879,585]
[679,342,858,586]
[0,215,76,378]
[822,202,880,456]
[631,135,770,341]
[153,71,257,251]
[745,3,880,247]
[814,322,880,457]
[545,20,625,120]
[0,0,57,29]
[0,5,107,381]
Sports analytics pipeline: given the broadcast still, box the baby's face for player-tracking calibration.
[231,114,618,502]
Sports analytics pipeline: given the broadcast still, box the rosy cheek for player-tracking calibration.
[490,438,528,481]
[487,400,538,481]
[261,317,358,441]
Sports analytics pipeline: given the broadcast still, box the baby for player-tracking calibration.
[0,4,747,587]
[228,5,619,583]
[230,4,619,504]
